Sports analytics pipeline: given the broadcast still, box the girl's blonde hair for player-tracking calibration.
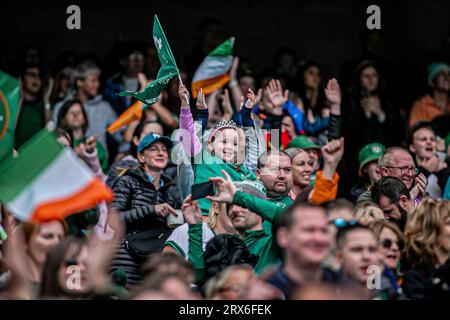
[205,202,219,229]
[204,264,254,299]
[206,126,246,164]
[404,198,450,266]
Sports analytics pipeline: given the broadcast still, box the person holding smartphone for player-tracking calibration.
[407,121,450,198]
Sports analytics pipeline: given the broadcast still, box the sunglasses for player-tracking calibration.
[330,218,361,228]
[380,238,404,251]
[63,259,79,266]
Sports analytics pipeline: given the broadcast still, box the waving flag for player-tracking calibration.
[0,71,20,162]
[0,129,113,222]
[107,100,143,134]
[118,15,179,106]
[191,37,235,98]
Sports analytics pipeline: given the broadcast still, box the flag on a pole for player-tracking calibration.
[107,100,143,134]
[0,129,113,222]
[191,37,235,98]
[0,71,20,162]
[118,15,179,106]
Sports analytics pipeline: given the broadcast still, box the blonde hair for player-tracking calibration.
[206,127,246,164]
[204,264,254,299]
[284,147,308,160]
[369,219,403,242]
[354,201,384,225]
[205,203,219,229]
[404,198,450,266]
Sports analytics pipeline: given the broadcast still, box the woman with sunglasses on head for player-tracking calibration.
[402,198,450,299]
[369,220,404,297]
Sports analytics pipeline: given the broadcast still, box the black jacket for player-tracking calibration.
[111,167,181,287]
[402,258,450,299]
[112,167,181,232]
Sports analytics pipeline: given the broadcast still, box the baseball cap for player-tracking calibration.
[427,62,450,86]
[137,133,173,153]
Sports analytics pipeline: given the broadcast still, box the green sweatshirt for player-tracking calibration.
[233,191,293,226]
[188,224,206,283]
[188,192,292,283]
[193,150,256,215]
[243,229,280,274]
[187,224,281,282]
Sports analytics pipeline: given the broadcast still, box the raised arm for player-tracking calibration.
[324,78,342,140]
[218,88,234,121]
[228,57,243,110]
[207,170,285,225]
[182,195,207,283]
[309,138,344,204]
[240,88,257,127]
[196,87,211,133]
[240,89,261,173]
[178,83,202,157]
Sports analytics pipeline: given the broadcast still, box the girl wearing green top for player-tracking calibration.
[178,85,261,215]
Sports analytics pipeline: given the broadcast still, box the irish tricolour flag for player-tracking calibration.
[191,37,235,98]
[0,129,113,222]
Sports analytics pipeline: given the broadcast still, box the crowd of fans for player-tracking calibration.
[0,26,449,300]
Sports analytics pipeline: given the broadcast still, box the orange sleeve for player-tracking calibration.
[408,100,426,127]
[309,170,339,205]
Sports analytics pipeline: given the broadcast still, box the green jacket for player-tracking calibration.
[187,224,282,283]
[193,150,256,215]
[243,229,280,274]
[188,192,292,283]
[233,191,293,227]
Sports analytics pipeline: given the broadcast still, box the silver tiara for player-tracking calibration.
[214,119,238,130]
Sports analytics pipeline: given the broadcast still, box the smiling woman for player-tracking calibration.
[110,133,181,287]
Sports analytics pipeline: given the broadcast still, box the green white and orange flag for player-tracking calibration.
[0,71,20,163]
[107,100,143,134]
[191,37,235,98]
[0,129,113,222]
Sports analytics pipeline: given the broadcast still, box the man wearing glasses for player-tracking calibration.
[356,146,427,203]
[377,147,427,200]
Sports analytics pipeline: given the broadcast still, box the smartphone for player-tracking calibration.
[191,181,215,200]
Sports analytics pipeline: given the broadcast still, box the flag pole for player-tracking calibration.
[178,74,189,105]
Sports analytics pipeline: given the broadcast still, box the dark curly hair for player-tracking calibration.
[203,234,258,281]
